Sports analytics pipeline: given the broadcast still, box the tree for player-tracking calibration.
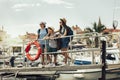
[85,27,93,33]
[85,18,106,47]
[0,37,2,42]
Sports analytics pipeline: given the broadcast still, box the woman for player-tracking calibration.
[57,18,71,65]
[37,22,48,67]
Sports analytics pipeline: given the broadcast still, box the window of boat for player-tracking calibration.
[0,51,2,55]
[13,47,21,52]
[33,46,37,49]
[106,53,115,60]
[115,52,120,60]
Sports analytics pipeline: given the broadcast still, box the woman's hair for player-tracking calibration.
[59,19,67,31]
[60,19,66,26]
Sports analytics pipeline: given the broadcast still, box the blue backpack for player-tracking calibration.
[38,28,48,34]
[37,28,48,38]
[66,26,73,41]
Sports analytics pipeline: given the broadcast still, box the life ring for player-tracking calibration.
[25,41,42,61]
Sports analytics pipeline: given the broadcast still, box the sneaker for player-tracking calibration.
[51,63,56,67]
[38,63,45,68]
[42,65,45,68]
[46,63,52,67]
[46,63,57,67]
[61,63,68,66]
[68,59,74,63]
[38,64,42,68]
[55,63,60,66]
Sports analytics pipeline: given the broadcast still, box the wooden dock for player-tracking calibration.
[0,64,103,72]
[0,63,120,80]
[0,64,120,74]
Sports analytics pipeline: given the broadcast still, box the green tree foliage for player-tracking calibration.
[84,18,106,47]
[85,22,106,33]
[0,37,2,41]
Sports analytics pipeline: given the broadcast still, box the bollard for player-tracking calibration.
[0,75,3,80]
[10,56,15,67]
[99,41,106,80]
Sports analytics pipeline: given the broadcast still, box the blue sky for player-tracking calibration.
[0,0,120,37]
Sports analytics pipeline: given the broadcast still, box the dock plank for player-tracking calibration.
[0,64,103,72]
[0,64,120,73]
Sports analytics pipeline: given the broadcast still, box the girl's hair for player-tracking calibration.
[48,27,54,31]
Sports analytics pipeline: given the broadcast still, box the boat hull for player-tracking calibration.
[56,69,120,80]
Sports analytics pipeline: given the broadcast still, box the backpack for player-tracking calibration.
[38,28,48,34]
[66,26,73,41]
[37,28,48,38]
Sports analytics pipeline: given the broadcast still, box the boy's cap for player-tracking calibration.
[40,22,46,25]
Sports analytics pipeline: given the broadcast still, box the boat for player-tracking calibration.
[54,66,120,80]
[74,48,120,65]
[71,48,120,79]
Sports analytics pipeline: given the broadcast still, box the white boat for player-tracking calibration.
[74,48,120,65]
[55,67,120,80]
[71,48,120,79]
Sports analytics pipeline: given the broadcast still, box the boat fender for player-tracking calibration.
[73,74,84,79]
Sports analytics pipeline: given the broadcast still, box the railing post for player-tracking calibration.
[69,36,73,64]
[91,50,95,64]
[91,35,95,64]
[23,40,26,67]
[3,48,5,68]
[99,41,106,80]
[0,75,3,80]
[45,39,48,65]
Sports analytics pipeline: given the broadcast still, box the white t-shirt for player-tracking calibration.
[49,33,57,48]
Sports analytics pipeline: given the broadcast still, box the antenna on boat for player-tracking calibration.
[113,0,116,21]
[113,0,118,29]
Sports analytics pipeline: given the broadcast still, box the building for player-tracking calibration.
[103,28,120,48]
[19,32,37,41]
[103,28,120,34]
[72,25,83,34]
[103,28,120,39]
[0,26,8,42]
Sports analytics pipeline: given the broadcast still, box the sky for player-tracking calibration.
[0,0,120,37]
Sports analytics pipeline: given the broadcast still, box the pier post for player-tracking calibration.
[99,41,106,80]
[92,50,95,64]
[0,75,3,80]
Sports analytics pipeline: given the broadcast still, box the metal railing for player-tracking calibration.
[0,32,120,68]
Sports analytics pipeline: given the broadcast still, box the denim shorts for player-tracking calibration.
[61,37,69,48]
[47,46,57,55]
[48,47,57,52]
[40,44,49,53]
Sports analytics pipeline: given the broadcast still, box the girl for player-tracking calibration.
[44,27,57,66]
